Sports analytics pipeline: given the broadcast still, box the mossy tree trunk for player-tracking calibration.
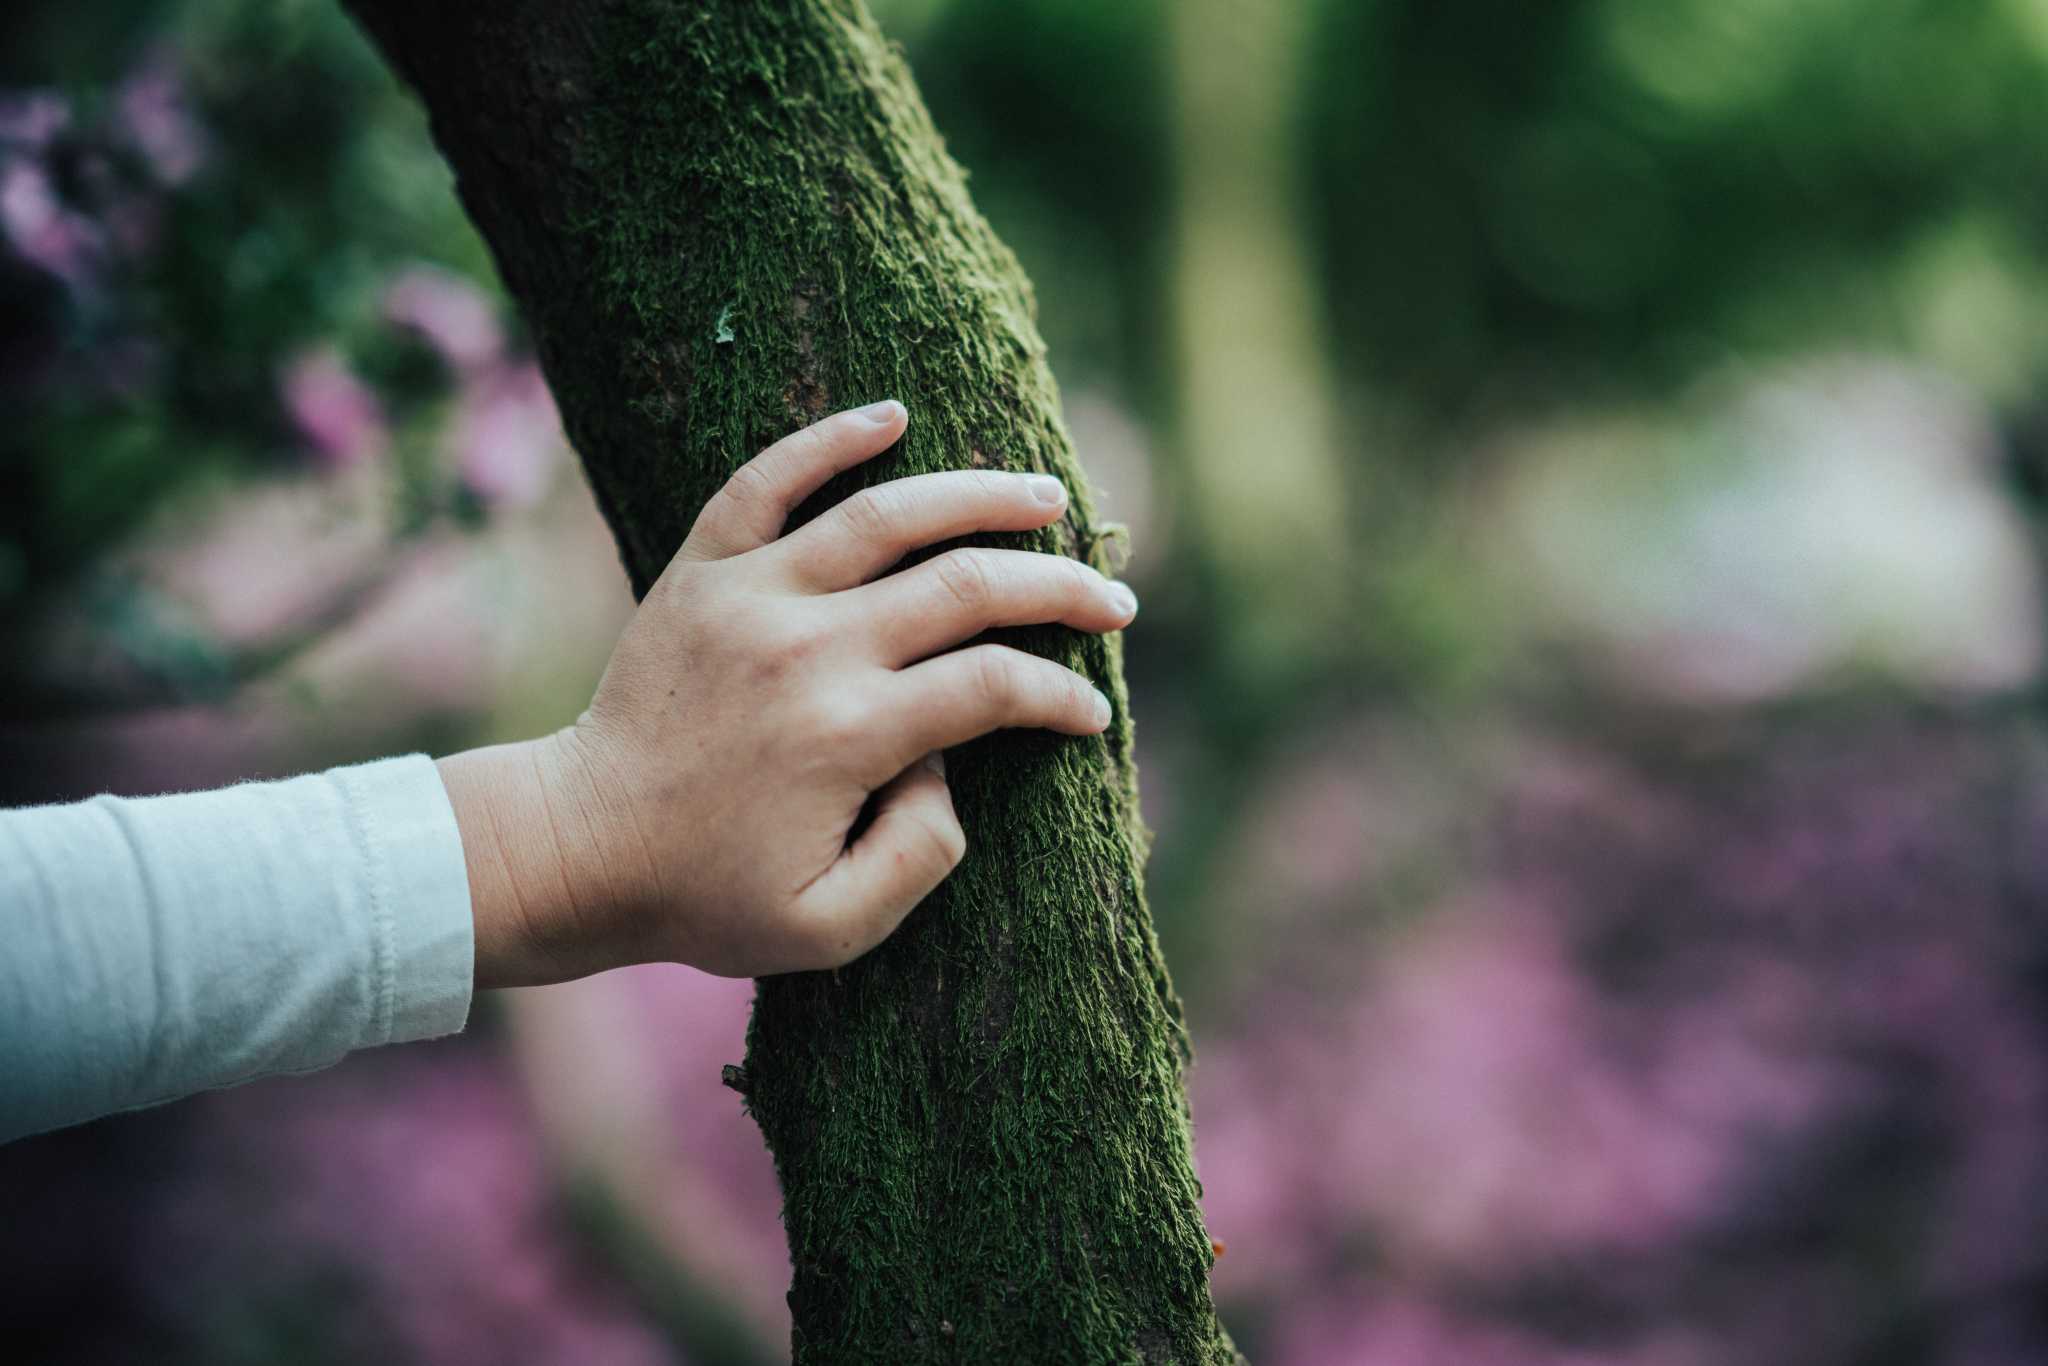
[342,1,1236,1360]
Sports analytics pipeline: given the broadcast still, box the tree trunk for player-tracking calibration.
[341,2,1236,1360]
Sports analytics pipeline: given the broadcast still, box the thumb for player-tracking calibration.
[800,752,965,963]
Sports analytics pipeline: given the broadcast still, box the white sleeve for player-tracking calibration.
[0,753,473,1143]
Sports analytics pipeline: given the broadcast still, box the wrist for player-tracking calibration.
[438,731,617,989]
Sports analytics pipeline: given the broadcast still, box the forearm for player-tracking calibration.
[0,756,471,1143]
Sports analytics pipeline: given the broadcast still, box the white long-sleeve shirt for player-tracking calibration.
[0,754,473,1143]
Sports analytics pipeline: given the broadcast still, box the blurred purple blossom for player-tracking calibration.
[148,1046,680,1366]
[1196,898,1822,1291]
[1270,1290,1710,1366]
[1242,756,1377,903]
[281,345,390,468]
[508,967,791,1345]
[383,265,505,373]
[0,155,101,286]
[455,361,564,506]
[382,266,571,508]
[1191,715,2048,1364]
[0,90,70,149]
[0,57,199,294]
[621,967,792,1319]
[115,51,206,186]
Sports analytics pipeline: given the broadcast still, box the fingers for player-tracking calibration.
[779,641,1112,970]
[775,468,1071,590]
[681,400,909,561]
[795,753,964,967]
[850,547,1136,666]
[883,644,1110,768]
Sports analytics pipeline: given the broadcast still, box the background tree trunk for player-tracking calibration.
[341,1,1236,1360]
[1168,0,1349,668]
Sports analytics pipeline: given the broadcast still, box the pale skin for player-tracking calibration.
[436,399,1137,988]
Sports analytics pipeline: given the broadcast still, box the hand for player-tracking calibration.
[438,400,1136,987]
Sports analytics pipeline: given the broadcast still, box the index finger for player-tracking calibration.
[679,400,908,562]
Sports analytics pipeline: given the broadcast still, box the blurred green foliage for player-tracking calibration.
[1305,0,2048,417]
[15,0,2048,630]
[894,0,2048,420]
[1,0,488,613]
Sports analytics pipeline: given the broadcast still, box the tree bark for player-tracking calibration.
[341,2,1235,1360]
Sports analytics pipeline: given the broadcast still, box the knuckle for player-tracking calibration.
[1067,671,1097,719]
[935,548,994,611]
[785,424,832,470]
[759,611,829,669]
[841,486,898,542]
[1058,555,1100,599]
[779,625,827,668]
[805,691,871,747]
[921,811,968,870]
[689,497,740,553]
[973,647,1021,708]
[1040,663,1086,720]
[722,456,777,511]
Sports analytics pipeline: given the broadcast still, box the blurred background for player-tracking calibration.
[7,0,2048,1361]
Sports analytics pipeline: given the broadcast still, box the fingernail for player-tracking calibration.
[923,750,946,778]
[1108,583,1137,618]
[859,399,904,424]
[1029,475,1067,506]
[1091,689,1112,728]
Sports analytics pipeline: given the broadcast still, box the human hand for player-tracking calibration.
[439,400,1135,987]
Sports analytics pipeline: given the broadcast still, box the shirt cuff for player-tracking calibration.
[333,754,474,1047]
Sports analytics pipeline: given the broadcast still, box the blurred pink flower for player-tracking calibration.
[627,968,794,1321]
[509,967,792,1345]
[281,345,390,468]
[1243,758,1376,903]
[101,192,162,258]
[115,52,206,185]
[1330,904,1727,1267]
[383,265,505,372]
[0,155,100,285]
[1273,1292,1533,1366]
[1203,720,1470,959]
[0,90,70,149]
[1873,943,2048,1300]
[1195,894,1858,1292]
[1189,1028,1333,1294]
[1270,1289,1710,1366]
[154,1048,678,1366]
[1646,965,1850,1142]
[456,362,564,507]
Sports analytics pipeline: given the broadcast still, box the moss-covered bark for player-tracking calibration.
[342,1,1235,1360]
